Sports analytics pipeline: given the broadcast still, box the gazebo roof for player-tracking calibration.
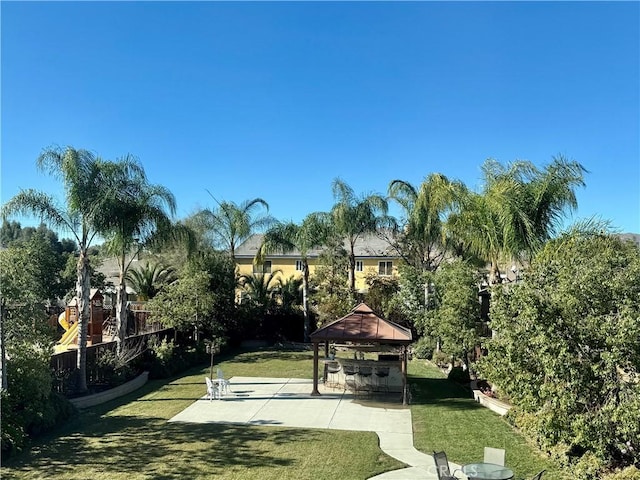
[310,302,412,344]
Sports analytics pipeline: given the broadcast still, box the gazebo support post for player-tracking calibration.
[324,341,329,358]
[402,345,408,406]
[311,341,320,396]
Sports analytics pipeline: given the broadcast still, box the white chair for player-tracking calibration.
[205,377,219,401]
[484,447,506,466]
[217,368,231,394]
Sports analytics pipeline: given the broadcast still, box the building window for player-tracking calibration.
[253,260,272,274]
[295,260,304,271]
[355,261,363,272]
[378,261,393,276]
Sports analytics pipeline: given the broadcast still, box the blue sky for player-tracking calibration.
[2,1,639,235]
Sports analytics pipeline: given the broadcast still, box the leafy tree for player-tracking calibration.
[386,263,431,334]
[257,215,328,341]
[362,271,399,320]
[0,236,71,452]
[422,259,481,368]
[447,156,585,284]
[316,178,392,293]
[147,248,236,341]
[125,262,176,301]
[1,146,129,392]
[310,237,354,324]
[479,227,640,476]
[147,271,216,336]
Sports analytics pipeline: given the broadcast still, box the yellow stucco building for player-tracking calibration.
[235,233,400,292]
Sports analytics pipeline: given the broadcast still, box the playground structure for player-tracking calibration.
[54,288,159,354]
[54,289,105,354]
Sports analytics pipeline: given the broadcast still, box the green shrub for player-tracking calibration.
[93,350,134,388]
[603,466,640,480]
[412,337,435,359]
[1,346,75,455]
[432,351,450,368]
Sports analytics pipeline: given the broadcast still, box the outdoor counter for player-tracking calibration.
[323,358,404,392]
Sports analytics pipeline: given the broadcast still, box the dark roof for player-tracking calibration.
[310,302,412,344]
[234,233,399,259]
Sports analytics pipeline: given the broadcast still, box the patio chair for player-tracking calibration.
[357,365,373,394]
[484,446,506,466]
[343,364,359,394]
[523,471,545,480]
[374,366,390,392]
[205,377,219,401]
[432,451,460,480]
[217,368,231,394]
[326,361,341,388]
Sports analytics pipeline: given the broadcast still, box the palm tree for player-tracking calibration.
[318,178,392,293]
[447,156,585,284]
[101,157,190,355]
[125,262,177,301]
[238,270,283,313]
[388,173,464,271]
[1,146,125,392]
[257,215,328,341]
[197,194,276,260]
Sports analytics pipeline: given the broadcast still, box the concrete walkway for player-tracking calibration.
[169,377,465,479]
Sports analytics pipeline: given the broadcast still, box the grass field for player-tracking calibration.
[1,348,568,479]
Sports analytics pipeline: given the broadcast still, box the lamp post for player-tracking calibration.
[205,338,217,380]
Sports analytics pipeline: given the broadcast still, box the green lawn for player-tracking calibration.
[409,361,568,479]
[2,348,568,479]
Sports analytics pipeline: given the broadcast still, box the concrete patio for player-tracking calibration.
[169,376,466,479]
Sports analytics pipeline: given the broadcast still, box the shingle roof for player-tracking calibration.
[310,302,412,344]
[234,233,399,259]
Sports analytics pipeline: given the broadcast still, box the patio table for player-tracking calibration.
[462,462,514,480]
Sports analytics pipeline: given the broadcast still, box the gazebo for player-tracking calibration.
[309,302,413,404]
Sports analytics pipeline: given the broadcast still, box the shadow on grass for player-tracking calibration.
[226,350,313,364]
[2,415,321,479]
[409,375,482,411]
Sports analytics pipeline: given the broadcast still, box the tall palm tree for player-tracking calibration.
[125,262,177,301]
[197,194,276,260]
[101,157,190,355]
[388,173,464,271]
[257,215,328,341]
[1,146,124,392]
[318,178,392,293]
[447,156,585,284]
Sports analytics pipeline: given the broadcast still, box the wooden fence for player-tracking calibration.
[50,328,177,394]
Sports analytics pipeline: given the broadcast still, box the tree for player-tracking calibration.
[387,174,464,272]
[424,259,481,368]
[1,146,127,393]
[0,235,71,452]
[100,157,187,355]
[147,248,237,341]
[318,178,392,293]
[257,215,328,341]
[197,195,275,260]
[310,237,354,325]
[238,270,283,313]
[446,156,585,284]
[125,262,176,301]
[479,226,640,477]
[147,271,216,336]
